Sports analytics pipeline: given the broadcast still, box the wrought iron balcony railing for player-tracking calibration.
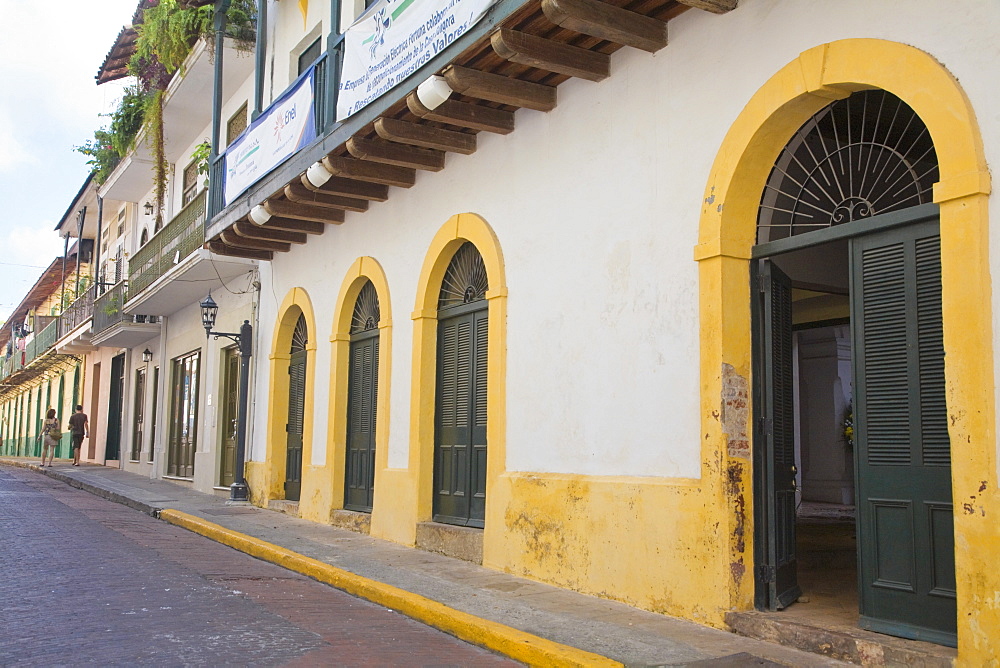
[59,283,97,338]
[207,54,330,220]
[130,189,207,295]
[93,281,131,335]
[24,318,60,365]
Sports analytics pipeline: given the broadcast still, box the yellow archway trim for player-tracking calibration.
[373,213,507,547]
[695,38,995,657]
[299,257,394,524]
[254,287,319,506]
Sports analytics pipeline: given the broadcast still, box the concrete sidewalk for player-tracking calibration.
[2,458,846,667]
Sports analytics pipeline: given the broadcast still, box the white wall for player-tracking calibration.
[250,0,1000,480]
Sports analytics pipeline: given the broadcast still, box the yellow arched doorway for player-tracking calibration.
[696,39,995,656]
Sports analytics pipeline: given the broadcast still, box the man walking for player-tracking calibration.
[68,405,88,466]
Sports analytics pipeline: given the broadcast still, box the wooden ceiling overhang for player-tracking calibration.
[206,0,736,260]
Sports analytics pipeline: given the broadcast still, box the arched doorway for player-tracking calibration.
[344,280,380,512]
[285,313,308,501]
[433,242,489,528]
[752,89,954,644]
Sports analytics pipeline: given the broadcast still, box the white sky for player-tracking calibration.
[0,0,139,323]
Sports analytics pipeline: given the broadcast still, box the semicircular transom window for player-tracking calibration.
[290,313,308,353]
[757,89,939,243]
[350,280,381,334]
[438,242,488,311]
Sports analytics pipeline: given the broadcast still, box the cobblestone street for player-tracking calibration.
[0,467,517,666]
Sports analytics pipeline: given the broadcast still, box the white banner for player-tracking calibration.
[224,68,317,207]
[337,0,497,121]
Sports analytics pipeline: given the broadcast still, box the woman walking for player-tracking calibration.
[41,408,60,467]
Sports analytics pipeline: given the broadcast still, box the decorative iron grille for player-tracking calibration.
[350,281,380,334]
[757,90,939,243]
[438,242,488,310]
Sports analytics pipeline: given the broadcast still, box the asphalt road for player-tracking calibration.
[0,466,518,667]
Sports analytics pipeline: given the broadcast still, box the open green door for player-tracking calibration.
[753,259,801,610]
[850,218,956,646]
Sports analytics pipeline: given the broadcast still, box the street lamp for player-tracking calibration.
[142,348,153,364]
[200,292,252,503]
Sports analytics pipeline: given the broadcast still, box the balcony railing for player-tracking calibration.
[208,54,331,220]
[58,282,97,338]
[130,190,207,295]
[93,282,131,335]
[25,318,60,365]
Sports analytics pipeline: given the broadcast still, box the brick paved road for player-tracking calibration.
[0,467,519,667]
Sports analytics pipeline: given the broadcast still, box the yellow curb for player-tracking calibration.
[160,509,622,668]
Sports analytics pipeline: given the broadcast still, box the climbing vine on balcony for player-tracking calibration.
[77,0,255,201]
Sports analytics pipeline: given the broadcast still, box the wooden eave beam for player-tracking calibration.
[541,0,667,53]
[442,64,557,111]
[285,182,369,212]
[347,137,446,171]
[263,199,346,224]
[233,220,307,244]
[221,229,291,253]
[675,0,737,14]
[300,174,390,201]
[206,240,273,261]
[406,94,515,135]
[491,29,610,82]
[260,217,326,235]
[374,118,477,155]
[323,155,417,188]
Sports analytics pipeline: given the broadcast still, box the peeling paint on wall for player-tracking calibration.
[721,363,750,459]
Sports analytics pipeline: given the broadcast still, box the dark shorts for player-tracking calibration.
[71,433,84,448]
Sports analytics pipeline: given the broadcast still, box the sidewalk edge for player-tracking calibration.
[160,508,622,668]
[1,460,161,516]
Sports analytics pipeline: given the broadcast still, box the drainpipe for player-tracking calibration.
[253,0,267,119]
[61,233,69,310]
[328,0,344,129]
[75,206,86,298]
[208,0,233,219]
[94,196,104,293]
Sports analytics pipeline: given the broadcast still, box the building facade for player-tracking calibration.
[9,0,998,662]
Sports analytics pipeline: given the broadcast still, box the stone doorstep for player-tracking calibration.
[267,499,300,516]
[725,611,956,667]
[330,508,372,534]
[415,521,483,565]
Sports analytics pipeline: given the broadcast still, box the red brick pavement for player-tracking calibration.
[0,466,519,666]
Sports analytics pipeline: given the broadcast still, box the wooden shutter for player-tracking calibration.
[346,334,379,511]
[285,351,306,500]
[852,218,956,646]
[754,259,801,610]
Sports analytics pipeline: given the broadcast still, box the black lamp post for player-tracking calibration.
[200,293,252,502]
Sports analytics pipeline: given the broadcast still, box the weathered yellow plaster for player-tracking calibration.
[259,287,319,508]
[308,256,394,527]
[696,39,995,662]
[372,213,507,547]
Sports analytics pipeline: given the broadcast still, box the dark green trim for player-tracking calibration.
[752,203,938,259]
[792,316,850,332]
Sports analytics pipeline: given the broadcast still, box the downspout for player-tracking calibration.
[253,0,267,119]
[94,196,104,292]
[61,233,69,309]
[75,206,86,298]
[207,0,233,218]
[328,0,344,129]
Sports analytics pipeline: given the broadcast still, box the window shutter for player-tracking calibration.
[859,242,911,466]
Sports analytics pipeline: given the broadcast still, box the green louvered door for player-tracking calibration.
[434,306,488,527]
[285,314,308,502]
[754,259,801,610]
[851,218,956,646]
[345,332,378,511]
